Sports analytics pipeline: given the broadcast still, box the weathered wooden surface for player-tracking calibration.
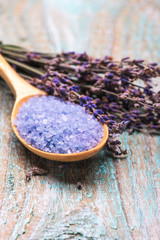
[0,0,160,239]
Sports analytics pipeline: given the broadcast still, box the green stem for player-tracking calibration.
[4,57,45,76]
[2,49,49,65]
[0,43,27,52]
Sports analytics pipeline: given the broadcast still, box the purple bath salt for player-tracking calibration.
[14,95,104,154]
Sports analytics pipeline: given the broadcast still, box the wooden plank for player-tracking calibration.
[0,0,160,239]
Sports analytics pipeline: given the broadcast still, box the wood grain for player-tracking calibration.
[0,0,160,239]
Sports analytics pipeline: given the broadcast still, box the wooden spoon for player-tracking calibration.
[0,54,108,161]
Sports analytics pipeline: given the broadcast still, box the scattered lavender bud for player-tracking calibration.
[77,182,83,190]
[58,164,67,169]
[26,166,49,181]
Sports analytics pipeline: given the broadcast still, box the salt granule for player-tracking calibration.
[14,95,104,154]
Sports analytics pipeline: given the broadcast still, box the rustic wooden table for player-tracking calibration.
[0,0,160,239]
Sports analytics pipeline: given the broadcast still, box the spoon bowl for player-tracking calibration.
[0,54,108,161]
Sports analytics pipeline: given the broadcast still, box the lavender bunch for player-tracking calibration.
[0,43,160,157]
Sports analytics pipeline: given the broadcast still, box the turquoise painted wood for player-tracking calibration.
[0,0,160,239]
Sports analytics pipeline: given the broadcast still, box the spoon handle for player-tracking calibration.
[0,54,44,99]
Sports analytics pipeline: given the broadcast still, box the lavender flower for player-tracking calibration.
[1,42,160,157]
